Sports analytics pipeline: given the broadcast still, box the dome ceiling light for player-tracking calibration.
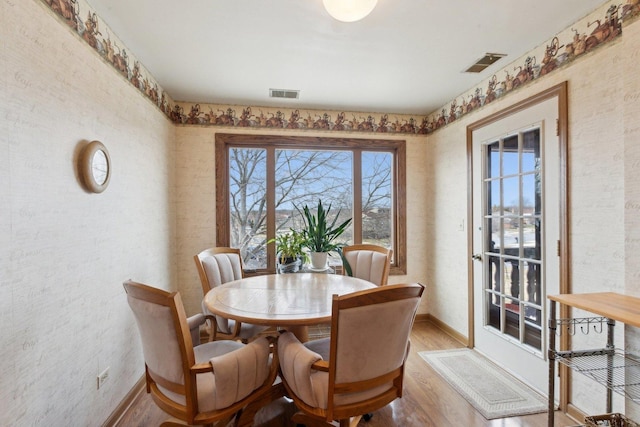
[322,0,378,22]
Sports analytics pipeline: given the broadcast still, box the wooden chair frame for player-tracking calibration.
[124,280,279,427]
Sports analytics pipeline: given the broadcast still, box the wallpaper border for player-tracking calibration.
[39,0,639,135]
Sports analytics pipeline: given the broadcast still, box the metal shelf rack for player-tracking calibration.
[548,293,640,427]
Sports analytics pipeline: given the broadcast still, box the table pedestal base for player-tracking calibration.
[284,325,309,343]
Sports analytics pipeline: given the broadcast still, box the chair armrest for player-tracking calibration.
[278,331,322,369]
[277,332,324,406]
[187,313,206,329]
[187,313,206,345]
[191,362,214,374]
[202,314,218,341]
[207,337,276,409]
[310,359,330,372]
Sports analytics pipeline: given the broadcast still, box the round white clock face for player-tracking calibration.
[81,140,111,193]
[92,149,109,185]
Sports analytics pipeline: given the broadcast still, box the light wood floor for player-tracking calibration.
[114,320,580,427]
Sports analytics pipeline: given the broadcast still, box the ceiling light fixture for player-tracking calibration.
[323,0,378,22]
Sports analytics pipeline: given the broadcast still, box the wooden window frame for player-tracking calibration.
[215,133,407,275]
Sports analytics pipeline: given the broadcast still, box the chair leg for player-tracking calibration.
[160,420,187,427]
[291,411,334,427]
[347,415,363,427]
[160,417,224,427]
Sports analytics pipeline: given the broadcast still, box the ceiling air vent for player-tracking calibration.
[269,88,300,99]
[464,53,506,73]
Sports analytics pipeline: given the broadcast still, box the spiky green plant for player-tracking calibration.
[299,200,352,254]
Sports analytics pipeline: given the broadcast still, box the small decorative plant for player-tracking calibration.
[270,229,306,263]
[299,200,352,269]
[268,229,307,273]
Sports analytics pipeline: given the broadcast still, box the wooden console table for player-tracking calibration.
[547,292,640,427]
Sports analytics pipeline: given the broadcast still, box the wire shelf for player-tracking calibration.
[553,317,611,336]
[556,350,640,402]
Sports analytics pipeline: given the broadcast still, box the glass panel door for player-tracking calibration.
[472,94,560,395]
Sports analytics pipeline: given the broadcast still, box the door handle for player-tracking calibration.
[472,253,482,261]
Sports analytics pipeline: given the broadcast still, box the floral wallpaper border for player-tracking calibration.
[41,0,639,136]
[40,0,175,113]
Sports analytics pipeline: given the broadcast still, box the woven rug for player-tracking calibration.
[418,348,547,420]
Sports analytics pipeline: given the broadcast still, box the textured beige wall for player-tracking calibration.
[425,17,639,416]
[1,1,176,425]
[174,127,429,316]
[623,20,640,422]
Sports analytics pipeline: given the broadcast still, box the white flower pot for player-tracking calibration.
[310,252,328,270]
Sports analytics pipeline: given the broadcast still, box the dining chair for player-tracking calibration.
[123,280,279,427]
[341,244,393,286]
[194,247,269,342]
[277,283,424,427]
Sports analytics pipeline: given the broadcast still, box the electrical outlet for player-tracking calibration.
[97,367,109,389]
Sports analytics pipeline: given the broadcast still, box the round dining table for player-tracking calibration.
[203,272,376,341]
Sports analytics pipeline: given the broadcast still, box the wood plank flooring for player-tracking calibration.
[113,320,580,427]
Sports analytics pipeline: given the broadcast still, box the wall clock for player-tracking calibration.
[80,140,111,193]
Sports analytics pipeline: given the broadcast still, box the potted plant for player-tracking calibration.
[299,200,352,270]
[269,229,307,273]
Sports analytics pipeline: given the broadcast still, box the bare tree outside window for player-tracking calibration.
[274,149,352,226]
[362,152,392,248]
[230,148,353,268]
[229,148,267,267]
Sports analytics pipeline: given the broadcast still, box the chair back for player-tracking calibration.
[327,283,423,420]
[342,244,392,286]
[123,280,196,415]
[194,247,244,294]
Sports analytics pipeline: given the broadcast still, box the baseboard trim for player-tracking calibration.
[416,313,469,346]
[566,403,586,425]
[102,376,146,427]
[414,313,430,322]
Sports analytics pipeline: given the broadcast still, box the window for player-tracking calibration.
[485,129,542,349]
[215,133,406,275]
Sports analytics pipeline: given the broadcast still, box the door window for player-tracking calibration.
[483,128,543,351]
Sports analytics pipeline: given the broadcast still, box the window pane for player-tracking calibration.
[275,149,353,241]
[488,179,500,215]
[229,148,267,269]
[522,129,540,173]
[276,149,352,267]
[487,141,500,179]
[502,135,519,176]
[276,149,352,214]
[362,152,392,248]
[503,176,519,215]
[522,173,536,214]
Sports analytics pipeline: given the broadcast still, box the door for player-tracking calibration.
[471,96,560,395]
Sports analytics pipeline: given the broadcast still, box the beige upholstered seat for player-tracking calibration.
[278,283,424,427]
[123,280,279,427]
[342,244,393,286]
[194,247,269,342]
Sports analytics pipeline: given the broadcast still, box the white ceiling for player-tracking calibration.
[87,0,605,115]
